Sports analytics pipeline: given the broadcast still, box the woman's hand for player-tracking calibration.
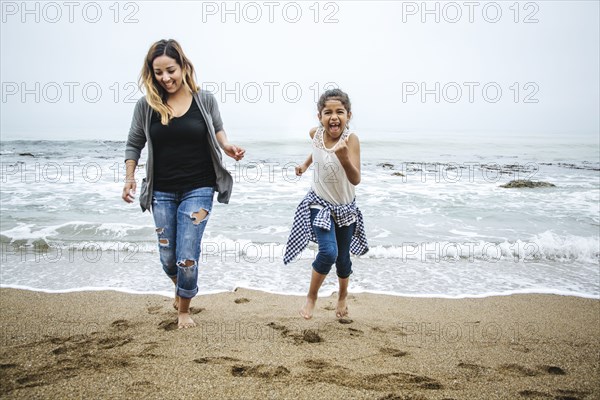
[222,143,245,161]
[122,180,136,203]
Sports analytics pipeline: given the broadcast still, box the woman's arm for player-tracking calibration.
[122,98,147,203]
[122,159,138,203]
[215,130,245,161]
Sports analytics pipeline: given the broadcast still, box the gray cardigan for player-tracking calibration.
[124,91,233,212]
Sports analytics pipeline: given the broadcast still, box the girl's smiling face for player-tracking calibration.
[152,55,184,95]
[318,99,352,139]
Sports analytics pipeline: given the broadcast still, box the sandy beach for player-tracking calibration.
[0,288,598,399]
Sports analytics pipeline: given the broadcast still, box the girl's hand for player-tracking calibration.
[295,163,308,176]
[122,180,136,203]
[334,137,350,160]
[223,144,245,161]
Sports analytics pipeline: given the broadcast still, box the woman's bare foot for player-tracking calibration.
[336,298,348,318]
[178,312,196,329]
[171,278,179,310]
[300,298,316,320]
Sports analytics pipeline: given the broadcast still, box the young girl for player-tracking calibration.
[122,39,245,329]
[284,89,368,319]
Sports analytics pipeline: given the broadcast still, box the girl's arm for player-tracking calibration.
[295,127,317,176]
[334,134,361,186]
[295,153,312,176]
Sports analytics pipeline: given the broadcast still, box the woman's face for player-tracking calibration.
[152,55,184,96]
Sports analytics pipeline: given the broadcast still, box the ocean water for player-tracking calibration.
[1,132,598,299]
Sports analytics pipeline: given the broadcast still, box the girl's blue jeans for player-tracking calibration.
[151,187,214,299]
[310,207,356,278]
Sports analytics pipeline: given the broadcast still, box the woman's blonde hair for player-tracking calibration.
[139,39,199,125]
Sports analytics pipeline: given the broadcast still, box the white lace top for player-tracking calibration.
[310,127,356,206]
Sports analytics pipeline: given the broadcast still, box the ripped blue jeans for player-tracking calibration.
[151,187,214,299]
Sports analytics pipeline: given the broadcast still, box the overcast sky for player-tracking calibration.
[1,1,598,141]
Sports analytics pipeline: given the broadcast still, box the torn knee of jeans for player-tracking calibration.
[177,259,196,267]
[156,227,168,246]
[190,208,209,225]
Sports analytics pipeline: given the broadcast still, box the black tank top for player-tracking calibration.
[150,100,217,192]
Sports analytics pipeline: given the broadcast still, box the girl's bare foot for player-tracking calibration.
[300,298,316,319]
[336,298,348,318]
[178,312,196,329]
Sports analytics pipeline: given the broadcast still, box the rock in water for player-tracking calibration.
[500,180,556,188]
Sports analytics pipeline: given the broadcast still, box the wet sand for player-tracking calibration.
[0,288,598,399]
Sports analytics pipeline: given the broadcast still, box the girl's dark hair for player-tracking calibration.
[317,88,351,114]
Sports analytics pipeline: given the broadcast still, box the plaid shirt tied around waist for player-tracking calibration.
[283,189,369,265]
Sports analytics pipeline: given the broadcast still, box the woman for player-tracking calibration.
[122,39,245,329]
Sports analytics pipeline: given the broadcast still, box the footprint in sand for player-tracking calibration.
[194,355,290,379]
[380,395,450,400]
[265,323,322,344]
[51,347,68,355]
[498,363,541,377]
[266,322,289,337]
[554,388,589,399]
[518,389,551,398]
[97,336,132,350]
[110,319,130,330]
[193,356,241,365]
[146,306,161,314]
[303,359,330,369]
[457,362,491,373]
[158,319,178,331]
[539,365,566,375]
[230,364,290,378]
[267,322,286,331]
[288,329,324,344]
[234,298,250,304]
[300,329,322,343]
[348,327,363,336]
[379,348,408,357]
[305,369,442,392]
[506,364,566,378]
[189,307,205,315]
